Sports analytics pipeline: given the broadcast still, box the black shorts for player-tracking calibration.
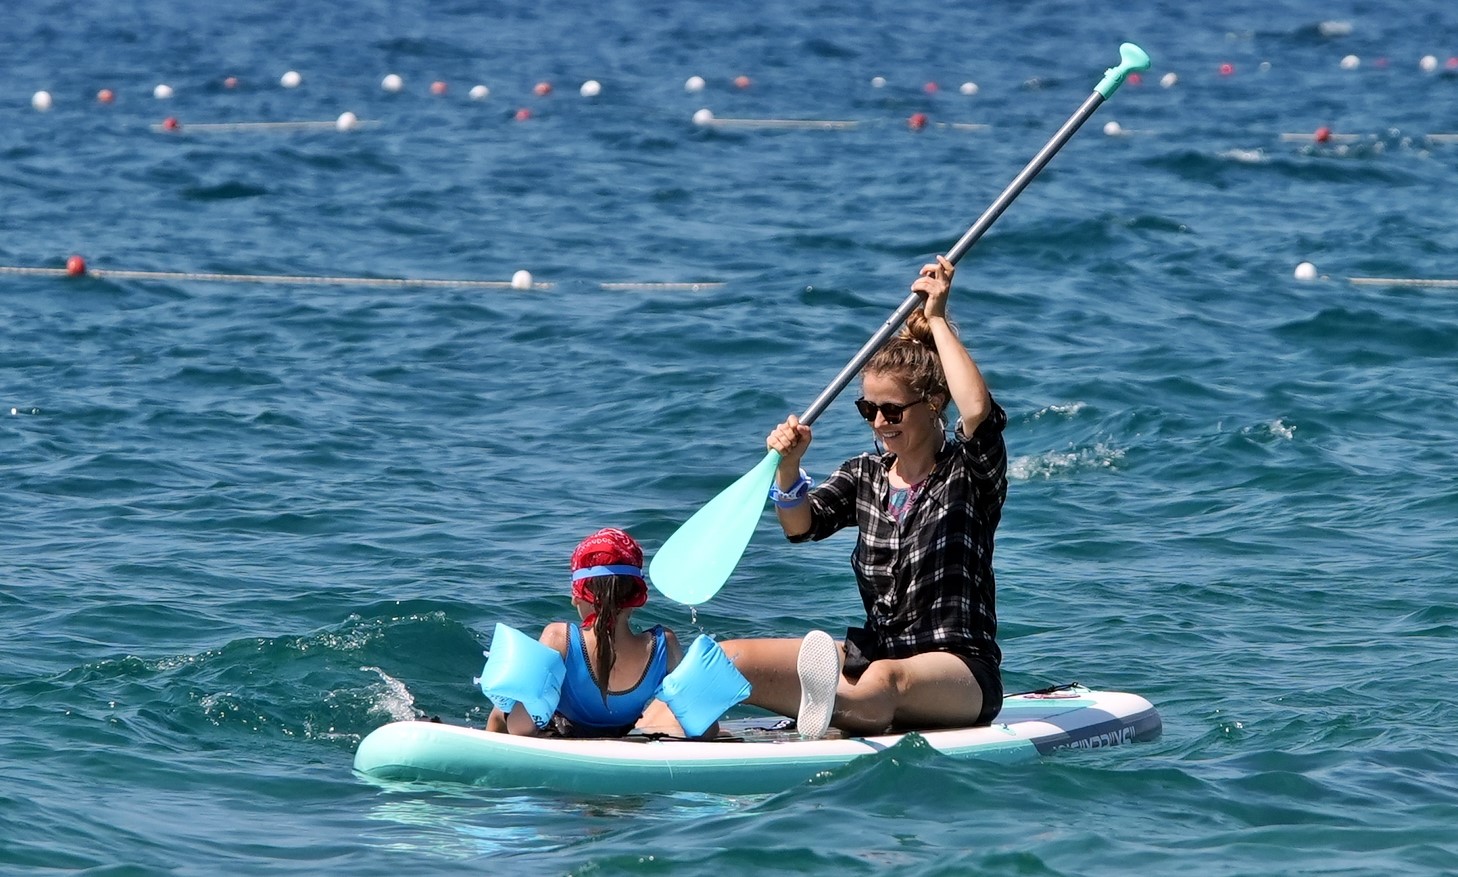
[842,628,1004,727]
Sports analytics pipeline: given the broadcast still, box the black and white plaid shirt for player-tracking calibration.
[791,399,1007,667]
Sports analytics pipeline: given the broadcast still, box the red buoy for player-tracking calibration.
[66,255,87,276]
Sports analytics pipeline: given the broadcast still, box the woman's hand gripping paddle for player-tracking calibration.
[650,43,1151,606]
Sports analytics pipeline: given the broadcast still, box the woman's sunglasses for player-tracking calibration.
[854,397,926,424]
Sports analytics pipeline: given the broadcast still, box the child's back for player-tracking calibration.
[548,619,675,736]
[484,527,747,740]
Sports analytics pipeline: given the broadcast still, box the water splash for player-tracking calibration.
[1009,442,1125,480]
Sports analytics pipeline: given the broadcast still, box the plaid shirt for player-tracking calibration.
[791,399,1007,667]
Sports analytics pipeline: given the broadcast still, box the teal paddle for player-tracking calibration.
[650,43,1151,606]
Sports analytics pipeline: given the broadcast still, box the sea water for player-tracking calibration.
[4,0,1458,873]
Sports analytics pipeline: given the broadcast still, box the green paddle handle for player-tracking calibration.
[1095,43,1152,99]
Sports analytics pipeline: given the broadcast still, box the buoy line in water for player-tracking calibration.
[21,49,1458,115]
[150,114,377,134]
[124,110,1458,144]
[1291,261,1458,288]
[0,263,548,290]
[0,260,726,292]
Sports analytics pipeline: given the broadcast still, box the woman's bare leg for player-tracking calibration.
[832,652,981,734]
[721,637,830,718]
[724,639,983,734]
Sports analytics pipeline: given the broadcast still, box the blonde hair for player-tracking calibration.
[864,308,954,423]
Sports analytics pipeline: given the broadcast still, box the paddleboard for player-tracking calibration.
[354,684,1160,795]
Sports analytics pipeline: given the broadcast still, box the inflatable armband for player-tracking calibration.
[656,635,751,738]
[475,623,566,729]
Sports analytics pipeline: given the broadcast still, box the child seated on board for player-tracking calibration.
[482,527,748,739]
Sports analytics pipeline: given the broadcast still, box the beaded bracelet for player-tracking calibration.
[769,469,813,509]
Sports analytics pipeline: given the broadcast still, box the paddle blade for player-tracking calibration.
[649,450,781,606]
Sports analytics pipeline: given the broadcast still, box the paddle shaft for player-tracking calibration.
[796,89,1108,428]
[648,43,1148,605]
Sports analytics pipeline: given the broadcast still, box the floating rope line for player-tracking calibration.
[150,114,376,134]
[0,263,550,290]
[1281,129,1458,144]
[599,282,725,291]
[0,262,727,292]
[693,113,859,130]
[690,109,989,132]
[1280,131,1364,143]
[1292,262,1458,288]
[1348,277,1458,288]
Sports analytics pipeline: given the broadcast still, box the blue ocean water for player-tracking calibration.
[4,0,1458,873]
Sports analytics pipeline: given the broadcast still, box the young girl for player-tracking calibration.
[485,527,699,738]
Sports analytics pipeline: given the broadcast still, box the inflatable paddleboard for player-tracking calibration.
[354,684,1160,795]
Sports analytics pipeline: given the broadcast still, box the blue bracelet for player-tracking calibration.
[770,470,813,509]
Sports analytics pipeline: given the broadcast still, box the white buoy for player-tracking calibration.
[1102,120,1123,136]
[153,83,174,99]
[280,70,302,88]
[579,79,602,98]
[511,270,533,290]
[958,81,979,96]
[382,74,403,93]
[1340,54,1360,70]
[1258,61,1272,73]
[692,108,714,126]
[335,111,358,132]
[1160,71,1178,88]
[469,84,490,100]
[1294,261,1318,281]
[871,76,887,88]
[31,90,53,111]
[684,75,705,93]
[1420,55,1438,73]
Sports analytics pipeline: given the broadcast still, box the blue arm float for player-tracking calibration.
[656,635,751,738]
[475,623,566,729]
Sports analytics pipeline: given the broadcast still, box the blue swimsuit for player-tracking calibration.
[555,624,669,737]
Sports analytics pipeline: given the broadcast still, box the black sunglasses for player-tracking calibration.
[854,397,926,424]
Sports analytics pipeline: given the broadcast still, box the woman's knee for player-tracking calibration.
[835,663,903,732]
[857,660,908,698]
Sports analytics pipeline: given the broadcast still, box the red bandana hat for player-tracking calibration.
[569,528,648,618]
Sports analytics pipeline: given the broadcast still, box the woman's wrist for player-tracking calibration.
[769,469,813,508]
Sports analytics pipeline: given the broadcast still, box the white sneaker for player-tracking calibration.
[795,630,841,739]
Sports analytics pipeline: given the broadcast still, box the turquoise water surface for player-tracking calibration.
[4,1,1458,874]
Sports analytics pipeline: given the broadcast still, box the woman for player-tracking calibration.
[722,255,1007,738]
